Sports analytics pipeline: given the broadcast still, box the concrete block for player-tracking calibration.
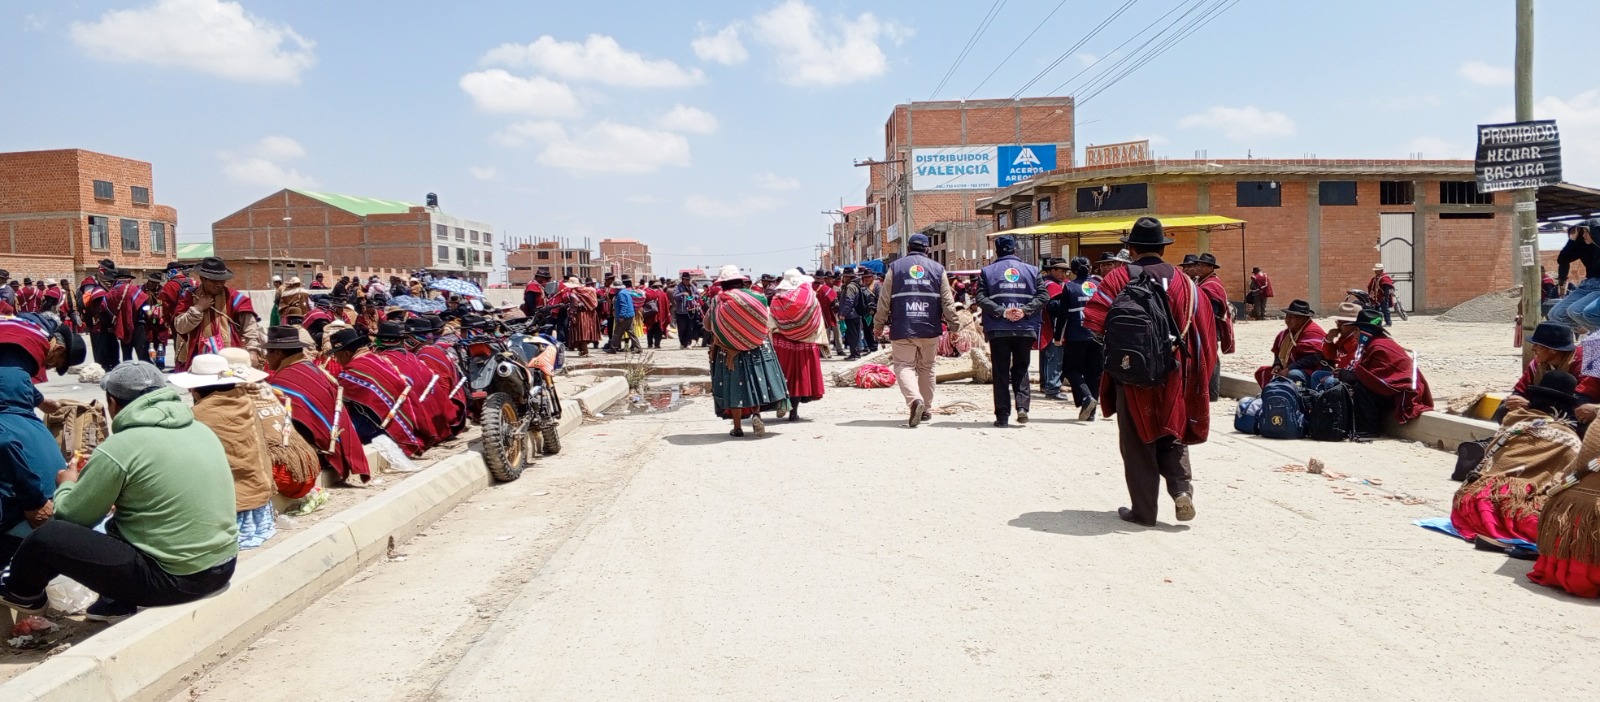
[0,654,111,702]
[574,376,628,416]
[558,398,582,437]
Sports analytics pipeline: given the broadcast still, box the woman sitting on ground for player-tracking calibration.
[1500,321,1600,420]
[1530,400,1600,598]
[1452,371,1584,550]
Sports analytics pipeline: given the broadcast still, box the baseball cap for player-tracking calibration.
[101,361,166,403]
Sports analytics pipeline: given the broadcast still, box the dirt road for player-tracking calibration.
[173,347,1594,701]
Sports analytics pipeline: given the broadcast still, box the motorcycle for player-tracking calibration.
[454,309,565,481]
[1345,288,1409,321]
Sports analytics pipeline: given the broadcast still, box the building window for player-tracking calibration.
[1077,183,1150,212]
[482,232,492,246]
[1013,206,1033,228]
[1440,212,1496,220]
[437,245,449,260]
[1036,197,1053,222]
[130,186,150,205]
[456,248,466,264]
[436,224,448,240]
[120,219,140,251]
[469,230,479,244]
[997,212,1010,230]
[88,216,109,249]
[1236,181,1282,207]
[93,180,114,201]
[1439,181,1494,205]
[1380,181,1415,206]
[455,227,465,241]
[537,251,550,260]
[1318,181,1358,206]
[150,222,167,253]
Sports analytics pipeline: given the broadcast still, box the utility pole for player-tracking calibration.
[855,158,911,259]
[1515,0,1539,363]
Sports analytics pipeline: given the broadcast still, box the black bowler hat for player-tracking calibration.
[1195,252,1220,268]
[375,321,407,340]
[1530,321,1577,352]
[328,327,368,354]
[1180,254,1200,266]
[1120,217,1173,246]
[113,268,134,280]
[535,267,551,278]
[1354,306,1386,330]
[404,317,433,336]
[263,325,306,351]
[1280,299,1316,318]
[1096,252,1120,263]
[194,257,234,281]
[1526,370,1582,417]
[1042,257,1071,271]
[52,325,86,376]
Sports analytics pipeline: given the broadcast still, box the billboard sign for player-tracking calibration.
[912,144,1058,191]
[1084,140,1151,167]
[1475,120,1561,193]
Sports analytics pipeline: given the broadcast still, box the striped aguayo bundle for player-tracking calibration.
[706,288,770,352]
[770,284,822,342]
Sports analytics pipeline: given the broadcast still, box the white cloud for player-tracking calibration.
[1402,136,1470,159]
[519,122,692,174]
[218,136,315,188]
[1177,106,1296,141]
[70,0,315,84]
[751,0,905,87]
[1459,60,1513,87]
[683,193,783,218]
[458,69,582,118]
[1531,90,1600,184]
[693,24,748,65]
[754,172,800,190]
[657,104,719,134]
[469,166,500,181]
[492,120,568,147]
[482,34,703,88]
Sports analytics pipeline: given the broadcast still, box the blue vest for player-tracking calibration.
[980,255,1041,335]
[888,254,945,339]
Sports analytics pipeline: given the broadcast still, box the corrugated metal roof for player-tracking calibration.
[291,189,418,216]
[175,242,213,260]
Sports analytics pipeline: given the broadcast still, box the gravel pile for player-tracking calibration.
[1438,288,1521,323]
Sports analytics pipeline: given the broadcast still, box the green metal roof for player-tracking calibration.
[175,242,213,260]
[291,189,419,216]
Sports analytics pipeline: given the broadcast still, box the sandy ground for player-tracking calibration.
[1225,314,1524,406]
[169,345,1596,702]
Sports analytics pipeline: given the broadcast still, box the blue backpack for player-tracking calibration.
[1258,379,1307,439]
[1234,396,1261,434]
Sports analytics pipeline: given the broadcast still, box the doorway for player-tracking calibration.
[1379,213,1415,310]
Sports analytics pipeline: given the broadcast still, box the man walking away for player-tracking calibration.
[860,270,881,354]
[1247,267,1273,321]
[1050,256,1103,421]
[837,268,865,361]
[1037,258,1070,401]
[1183,253,1234,401]
[674,272,700,349]
[874,234,958,427]
[975,235,1049,427]
[605,279,641,353]
[1367,263,1396,327]
[1084,217,1218,527]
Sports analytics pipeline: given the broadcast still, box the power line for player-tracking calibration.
[1009,0,1139,98]
[928,0,1009,100]
[1077,0,1241,106]
[964,0,1072,99]
[1041,0,1199,97]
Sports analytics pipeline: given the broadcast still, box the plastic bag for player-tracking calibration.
[46,576,94,615]
[369,435,420,473]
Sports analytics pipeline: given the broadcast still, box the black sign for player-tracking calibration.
[1475,120,1562,193]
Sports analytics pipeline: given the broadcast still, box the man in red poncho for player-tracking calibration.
[328,326,427,457]
[1367,263,1397,327]
[79,267,117,369]
[372,321,451,447]
[813,272,841,357]
[1329,307,1433,437]
[1254,299,1326,388]
[15,278,36,314]
[173,257,262,371]
[1084,217,1217,527]
[409,316,468,435]
[109,269,155,365]
[1182,253,1234,401]
[264,326,371,485]
[1247,267,1273,321]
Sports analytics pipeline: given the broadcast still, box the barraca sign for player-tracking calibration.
[911,144,1058,191]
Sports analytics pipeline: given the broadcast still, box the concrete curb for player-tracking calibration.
[1,386,607,701]
[1218,371,1497,451]
[573,376,629,417]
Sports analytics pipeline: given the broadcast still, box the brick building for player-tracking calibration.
[847,97,1073,268]
[506,239,599,286]
[0,148,178,281]
[826,205,877,268]
[213,189,495,288]
[976,158,1515,313]
[597,238,653,280]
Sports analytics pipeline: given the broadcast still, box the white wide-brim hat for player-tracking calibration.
[168,353,267,389]
[714,265,749,283]
[774,268,813,292]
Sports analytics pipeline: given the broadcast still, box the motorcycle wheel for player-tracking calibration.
[540,422,562,455]
[481,393,527,481]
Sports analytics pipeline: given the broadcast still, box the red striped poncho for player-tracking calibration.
[770,284,822,343]
[378,346,453,446]
[112,282,151,343]
[0,315,53,382]
[270,357,371,483]
[705,288,770,351]
[337,350,426,456]
[418,343,468,432]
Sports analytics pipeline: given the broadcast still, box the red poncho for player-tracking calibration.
[111,282,151,342]
[378,346,453,446]
[1197,274,1234,354]
[706,288,770,352]
[418,343,468,431]
[174,288,255,370]
[0,316,53,382]
[1350,334,1434,423]
[1084,260,1217,445]
[770,284,822,343]
[270,357,372,483]
[1254,320,1327,388]
[337,350,426,456]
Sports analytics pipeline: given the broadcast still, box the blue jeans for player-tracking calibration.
[1039,343,1064,396]
[1550,278,1600,332]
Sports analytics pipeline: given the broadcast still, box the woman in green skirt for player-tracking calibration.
[704,265,791,437]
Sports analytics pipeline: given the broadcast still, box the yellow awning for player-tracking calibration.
[990,213,1246,238]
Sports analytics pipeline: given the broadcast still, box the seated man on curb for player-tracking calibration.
[1331,307,1434,437]
[0,362,237,621]
[264,326,372,485]
[171,354,278,550]
[329,327,427,456]
[1253,299,1326,388]
[0,365,64,565]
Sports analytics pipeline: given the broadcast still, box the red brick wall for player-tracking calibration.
[1425,213,1515,309]
[0,149,177,272]
[214,190,435,271]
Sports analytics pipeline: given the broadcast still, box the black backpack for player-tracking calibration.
[1103,265,1190,387]
[1306,381,1354,441]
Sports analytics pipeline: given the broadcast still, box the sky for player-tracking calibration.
[3,0,1598,278]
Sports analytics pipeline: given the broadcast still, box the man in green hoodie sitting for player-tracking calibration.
[0,361,238,622]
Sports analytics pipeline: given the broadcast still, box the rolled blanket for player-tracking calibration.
[771,284,822,343]
[706,288,770,352]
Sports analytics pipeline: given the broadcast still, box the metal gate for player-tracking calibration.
[1379,213,1415,310]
